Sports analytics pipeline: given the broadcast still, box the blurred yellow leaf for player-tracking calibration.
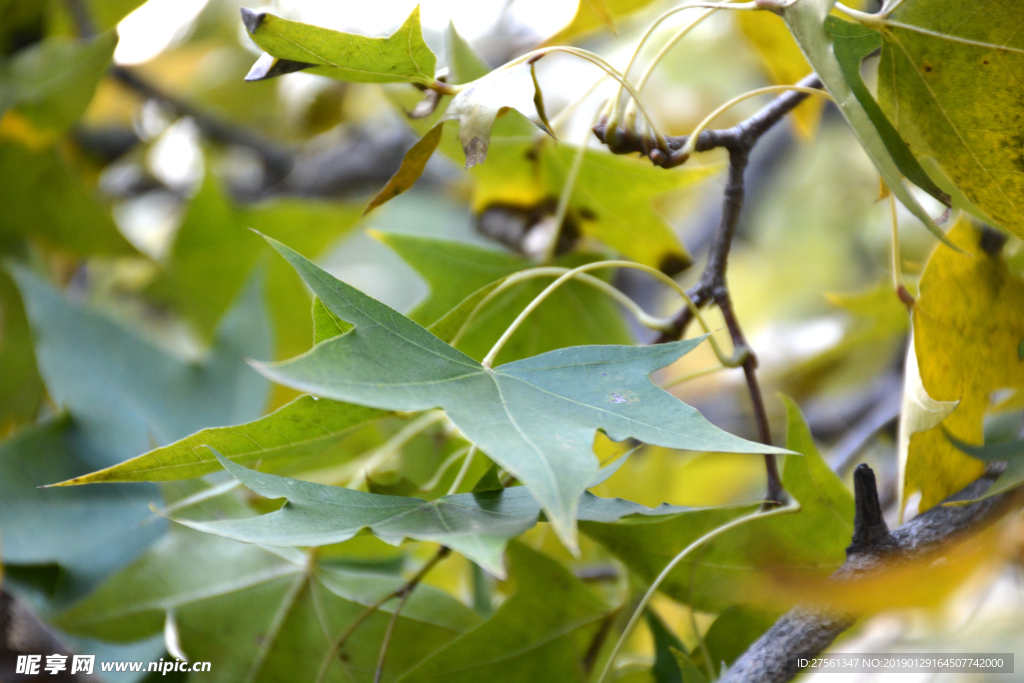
[545,0,659,45]
[901,219,1024,514]
[736,12,821,138]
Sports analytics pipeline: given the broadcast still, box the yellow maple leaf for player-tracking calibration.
[901,218,1024,515]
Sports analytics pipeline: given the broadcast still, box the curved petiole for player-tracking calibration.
[480,260,746,369]
[450,267,677,350]
[607,1,758,129]
[678,84,834,158]
[595,498,801,683]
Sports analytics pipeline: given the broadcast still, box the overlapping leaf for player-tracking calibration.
[252,236,786,549]
[583,397,853,612]
[900,219,1024,513]
[947,434,1024,503]
[545,0,659,44]
[877,0,1024,236]
[169,451,693,578]
[826,16,949,205]
[12,264,270,469]
[56,530,481,683]
[240,6,436,86]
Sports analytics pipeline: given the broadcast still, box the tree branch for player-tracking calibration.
[594,74,823,501]
[719,465,1022,683]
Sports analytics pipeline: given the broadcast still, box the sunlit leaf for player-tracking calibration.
[12,264,270,470]
[900,218,1024,514]
[440,64,550,168]
[583,396,852,612]
[877,0,1024,236]
[56,530,480,683]
[397,543,611,683]
[252,237,786,550]
[240,6,437,86]
[446,21,490,85]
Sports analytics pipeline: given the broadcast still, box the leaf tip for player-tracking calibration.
[463,137,488,168]
[240,7,265,34]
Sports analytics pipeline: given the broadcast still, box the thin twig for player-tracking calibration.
[316,546,451,683]
[596,78,825,502]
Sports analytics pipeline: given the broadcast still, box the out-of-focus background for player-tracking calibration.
[1,0,1022,681]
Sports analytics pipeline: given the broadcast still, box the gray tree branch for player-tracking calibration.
[719,466,1021,683]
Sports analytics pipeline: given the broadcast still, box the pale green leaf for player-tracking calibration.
[446,21,490,85]
[440,65,550,167]
[253,237,786,549]
[826,16,949,206]
[240,6,437,86]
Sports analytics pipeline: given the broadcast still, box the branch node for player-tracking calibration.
[847,464,898,557]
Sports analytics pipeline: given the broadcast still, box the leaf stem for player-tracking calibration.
[315,546,451,683]
[608,1,755,129]
[543,112,602,263]
[499,47,668,147]
[449,267,676,349]
[679,85,834,158]
[481,260,744,369]
[594,499,800,683]
[447,445,478,495]
[833,2,886,25]
[889,193,915,309]
[348,411,447,489]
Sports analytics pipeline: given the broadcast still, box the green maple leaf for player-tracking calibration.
[168,451,693,578]
[240,6,436,86]
[253,236,788,549]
